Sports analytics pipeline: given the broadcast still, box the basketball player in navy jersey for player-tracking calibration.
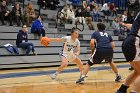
[76,23,121,83]
[116,12,140,93]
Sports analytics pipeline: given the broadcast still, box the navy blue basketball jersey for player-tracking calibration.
[91,31,113,49]
[129,11,140,36]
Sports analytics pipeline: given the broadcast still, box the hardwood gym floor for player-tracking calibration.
[0,62,133,93]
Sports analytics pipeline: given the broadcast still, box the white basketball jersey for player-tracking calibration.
[61,36,80,54]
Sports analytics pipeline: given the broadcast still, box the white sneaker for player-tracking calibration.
[50,74,57,79]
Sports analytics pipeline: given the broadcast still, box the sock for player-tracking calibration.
[115,72,119,76]
[81,74,86,78]
[130,90,137,93]
[54,71,59,75]
[118,84,129,92]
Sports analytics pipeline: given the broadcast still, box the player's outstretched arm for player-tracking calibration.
[40,37,64,47]
[120,22,132,30]
[49,38,64,42]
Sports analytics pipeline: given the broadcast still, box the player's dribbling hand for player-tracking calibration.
[40,37,50,47]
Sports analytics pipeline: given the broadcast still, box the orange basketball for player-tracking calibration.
[40,37,50,46]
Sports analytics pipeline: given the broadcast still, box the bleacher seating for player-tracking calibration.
[0,25,125,69]
[0,0,126,69]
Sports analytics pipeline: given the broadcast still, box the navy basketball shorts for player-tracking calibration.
[88,49,113,66]
[122,35,140,62]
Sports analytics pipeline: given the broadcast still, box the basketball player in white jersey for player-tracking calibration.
[49,28,84,79]
[116,11,140,93]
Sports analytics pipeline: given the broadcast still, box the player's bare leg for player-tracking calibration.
[109,62,121,82]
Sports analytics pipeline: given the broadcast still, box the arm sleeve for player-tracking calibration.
[17,32,22,43]
[25,33,28,42]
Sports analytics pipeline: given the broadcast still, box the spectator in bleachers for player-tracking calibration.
[31,16,45,38]
[52,0,60,9]
[0,0,13,26]
[92,0,98,6]
[24,3,36,27]
[67,4,75,24]
[121,10,127,22]
[89,1,96,11]
[60,5,68,25]
[112,17,121,36]
[101,2,111,16]
[117,16,126,41]
[82,0,87,10]
[109,2,117,17]
[16,24,36,56]
[45,0,51,8]
[45,0,60,10]
[90,5,100,22]
[84,6,94,30]
[119,11,128,36]
[37,0,46,9]
[49,0,57,10]
[75,7,85,24]
[71,0,79,9]
[11,2,25,26]
[5,0,16,5]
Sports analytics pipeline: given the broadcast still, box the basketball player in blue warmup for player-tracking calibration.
[76,23,121,83]
[116,12,140,93]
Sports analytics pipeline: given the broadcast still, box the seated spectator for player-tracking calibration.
[24,3,36,27]
[121,10,127,22]
[11,2,25,26]
[89,1,96,11]
[75,7,85,24]
[67,4,75,24]
[46,0,59,10]
[16,24,36,56]
[109,2,117,17]
[50,0,60,10]
[90,5,100,22]
[112,17,121,35]
[45,0,51,8]
[119,16,126,36]
[84,6,94,30]
[82,0,87,10]
[6,0,16,5]
[101,2,111,16]
[31,16,45,38]
[60,5,68,25]
[0,0,13,26]
[71,0,79,9]
[37,0,46,9]
[92,0,98,6]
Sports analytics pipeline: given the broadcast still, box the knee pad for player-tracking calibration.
[87,60,94,66]
[87,56,94,66]
[29,45,32,50]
